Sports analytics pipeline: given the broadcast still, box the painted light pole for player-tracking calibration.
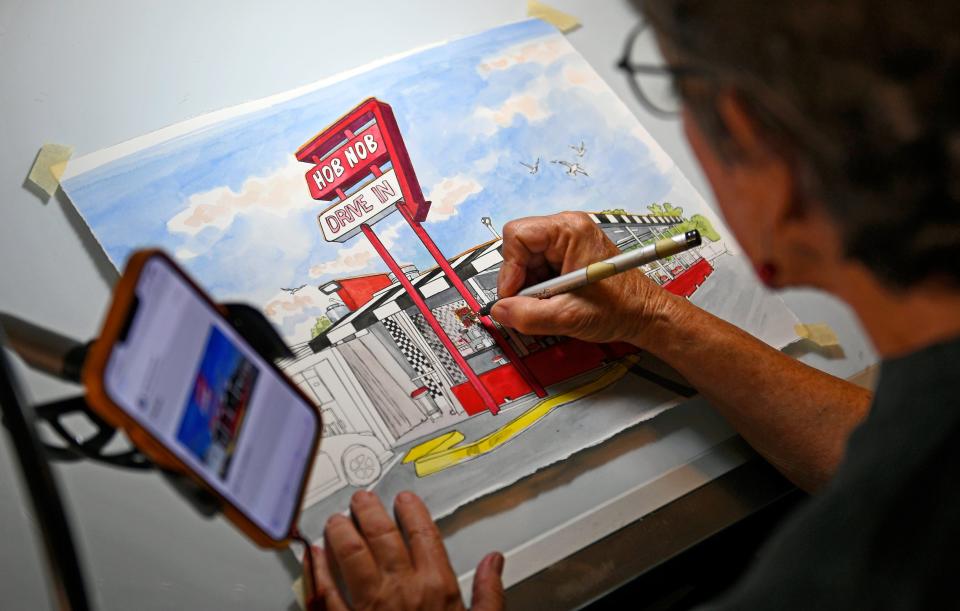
[481,216,500,240]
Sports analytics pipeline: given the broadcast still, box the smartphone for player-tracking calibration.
[83,250,321,547]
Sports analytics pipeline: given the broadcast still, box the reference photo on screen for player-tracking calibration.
[176,327,258,480]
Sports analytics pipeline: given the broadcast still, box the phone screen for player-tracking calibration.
[103,256,318,540]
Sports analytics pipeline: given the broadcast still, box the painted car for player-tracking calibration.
[300,432,394,507]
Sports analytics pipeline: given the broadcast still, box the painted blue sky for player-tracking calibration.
[63,19,716,344]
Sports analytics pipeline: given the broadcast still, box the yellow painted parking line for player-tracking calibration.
[402,430,466,463]
[413,357,638,477]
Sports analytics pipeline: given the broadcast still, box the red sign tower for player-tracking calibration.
[296,98,546,415]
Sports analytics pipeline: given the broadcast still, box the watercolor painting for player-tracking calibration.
[60,19,798,534]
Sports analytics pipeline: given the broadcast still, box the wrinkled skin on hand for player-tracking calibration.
[492,211,679,348]
[307,491,504,611]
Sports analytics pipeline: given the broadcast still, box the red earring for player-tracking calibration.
[756,262,778,288]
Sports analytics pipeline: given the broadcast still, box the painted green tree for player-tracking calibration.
[648,202,684,217]
[684,214,721,241]
[598,204,722,244]
[664,202,683,217]
[647,204,721,242]
[310,315,333,338]
[601,204,683,217]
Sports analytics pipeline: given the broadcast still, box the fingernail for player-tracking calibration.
[352,490,374,504]
[326,514,347,528]
[396,491,416,504]
[491,301,510,322]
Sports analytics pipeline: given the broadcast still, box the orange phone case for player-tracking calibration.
[83,249,321,549]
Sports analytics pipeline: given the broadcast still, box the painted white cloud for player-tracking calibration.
[264,290,322,321]
[167,159,312,236]
[308,220,403,278]
[554,57,675,175]
[477,36,572,76]
[560,63,609,95]
[426,175,483,221]
[473,76,551,136]
[261,286,338,343]
[182,207,317,302]
[474,94,550,134]
[473,151,499,173]
[175,246,201,260]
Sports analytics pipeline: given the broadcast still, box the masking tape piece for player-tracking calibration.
[403,430,466,463]
[50,160,69,183]
[27,143,73,196]
[527,0,581,33]
[794,323,840,348]
[413,356,638,477]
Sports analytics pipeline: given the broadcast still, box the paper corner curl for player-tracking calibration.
[794,322,840,348]
[527,0,581,33]
[27,143,74,197]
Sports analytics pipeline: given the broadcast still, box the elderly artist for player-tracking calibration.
[305,1,960,608]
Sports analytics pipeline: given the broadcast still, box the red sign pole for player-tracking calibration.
[397,203,547,398]
[360,223,499,415]
[297,98,545,410]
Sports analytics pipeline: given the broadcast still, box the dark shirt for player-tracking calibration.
[709,337,960,610]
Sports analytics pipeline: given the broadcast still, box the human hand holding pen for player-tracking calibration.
[305,490,504,611]
[491,212,685,348]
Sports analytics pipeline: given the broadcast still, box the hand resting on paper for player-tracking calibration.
[491,211,871,493]
[491,211,683,349]
[306,490,504,611]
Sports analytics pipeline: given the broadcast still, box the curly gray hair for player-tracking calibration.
[634,0,960,287]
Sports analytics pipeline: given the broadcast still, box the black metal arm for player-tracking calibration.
[0,326,92,611]
[0,304,294,610]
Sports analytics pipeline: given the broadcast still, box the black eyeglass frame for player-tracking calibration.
[616,23,710,118]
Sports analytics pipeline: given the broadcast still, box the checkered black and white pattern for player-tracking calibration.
[380,316,445,399]
[433,298,469,338]
[590,212,682,226]
[410,313,468,385]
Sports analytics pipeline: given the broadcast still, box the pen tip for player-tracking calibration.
[686,229,702,247]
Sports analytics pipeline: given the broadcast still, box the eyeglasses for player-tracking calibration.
[616,23,708,118]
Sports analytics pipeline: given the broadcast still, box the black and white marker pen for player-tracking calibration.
[478,230,702,317]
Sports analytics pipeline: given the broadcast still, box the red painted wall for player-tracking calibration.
[522,340,607,387]
[664,258,714,298]
[336,274,393,311]
[427,259,717,416]
[451,364,533,416]
[450,339,612,415]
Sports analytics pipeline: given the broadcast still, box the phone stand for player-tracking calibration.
[1,304,295,516]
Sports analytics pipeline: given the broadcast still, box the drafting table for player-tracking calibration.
[0,1,875,609]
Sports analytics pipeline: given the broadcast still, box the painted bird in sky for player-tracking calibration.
[569,141,586,157]
[281,285,307,295]
[551,159,589,177]
[519,157,540,174]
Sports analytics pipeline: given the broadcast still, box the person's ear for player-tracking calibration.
[715,92,796,215]
[715,93,776,165]
[713,92,840,288]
